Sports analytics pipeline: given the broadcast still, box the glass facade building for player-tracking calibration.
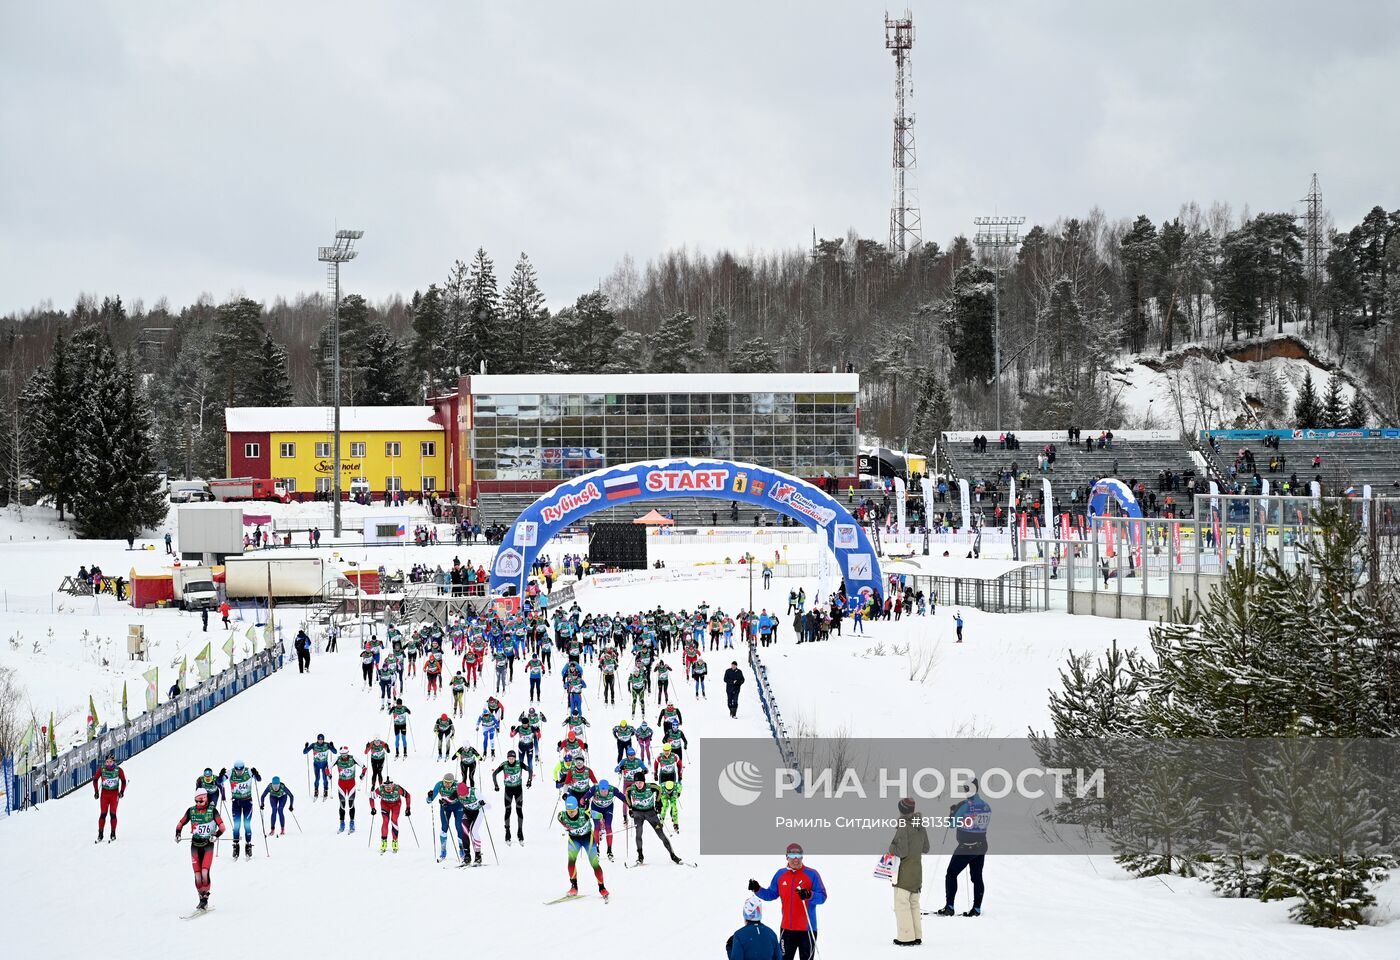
[464,373,859,490]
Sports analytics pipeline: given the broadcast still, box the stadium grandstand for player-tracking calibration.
[1199,429,1400,496]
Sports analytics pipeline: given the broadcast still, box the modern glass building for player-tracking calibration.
[431,373,860,502]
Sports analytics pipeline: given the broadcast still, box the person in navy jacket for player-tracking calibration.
[749,842,827,959]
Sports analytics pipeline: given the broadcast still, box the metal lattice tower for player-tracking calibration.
[886,10,922,257]
[1301,173,1325,334]
[973,216,1025,432]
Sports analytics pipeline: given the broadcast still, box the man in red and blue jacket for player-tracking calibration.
[749,842,827,960]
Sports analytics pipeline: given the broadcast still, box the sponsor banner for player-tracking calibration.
[1201,428,1400,441]
[833,523,858,550]
[494,548,524,578]
[513,521,539,548]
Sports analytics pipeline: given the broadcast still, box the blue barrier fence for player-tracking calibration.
[746,642,801,790]
[5,643,286,813]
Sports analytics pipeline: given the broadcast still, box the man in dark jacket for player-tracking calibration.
[294,630,312,673]
[728,896,781,960]
[723,661,745,719]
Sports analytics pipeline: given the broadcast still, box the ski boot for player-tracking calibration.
[474,850,483,865]
[569,880,579,897]
[934,906,956,916]
[109,830,116,842]
[392,839,399,853]
[598,883,609,901]
[348,820,356,834]
[607,846,614,861]
[636,852,644,865]
[232,842,241,859]
[962,908,981,917]
[245,841,253,857]
[197,894,209,912]
[338,821,346,834]
[671,853,683,864]
[381,838,388,853]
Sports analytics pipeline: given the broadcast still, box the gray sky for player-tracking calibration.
[1,1,1396,316]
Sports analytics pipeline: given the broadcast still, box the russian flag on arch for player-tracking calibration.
[604,473,641,500]
[396,523,406,536]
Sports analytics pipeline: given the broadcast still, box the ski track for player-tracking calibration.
[2,572,1398,958]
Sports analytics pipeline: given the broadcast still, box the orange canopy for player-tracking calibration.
[633,509,674,525]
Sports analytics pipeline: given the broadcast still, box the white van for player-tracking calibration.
[170,480,213,503]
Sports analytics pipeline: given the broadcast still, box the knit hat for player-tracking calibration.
[743,897,763,922]
[898,797,916,815]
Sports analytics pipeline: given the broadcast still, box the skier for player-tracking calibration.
[749,843,827,960]
[655,660,672,704]
[259,776,294,836]
[657,702,683,730]
[460,783,489,864]
[492,748,532,843]
[226,760,262,858]
[195,766,226,803]
[477,705,501,758]
[303,735,336,799]
[364,737,390,788]
[658,778,683,833]
[92,752,126,842]
[589,778,621,860]
[175,788,226,913]
[450,670,468,717]
[623,770,682,865]
[612,719,635,764]
[360,644,376,688]
[723,661,745,718]
[953,611,964,643]
[332,746,360,833]
[463,644,481,688]
[691,656,709,698]
[426,771,467,863]
[452,743,483,790]
[635,721,655,765]
[526,653,544,702]
[389,699,411,756]
[434,713,456,760]
[556,754,598,808]
[935,778,990,917]
[726,897,780,960]
[654,742,683,784]
[377,657,397,708]
[627,667,647,717]
[424,649,443,697]
[557,795,609,900]
[615,746,645,784]
[599,649,617,705]
[370,774,411,853]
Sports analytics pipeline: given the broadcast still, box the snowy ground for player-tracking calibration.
[2,523,1397,956]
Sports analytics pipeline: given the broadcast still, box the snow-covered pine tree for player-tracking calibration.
[1345,389,1367,429]
[465,248,502,373]
[70,336,166,538]
[410,285,451,387]
[360,328,412,404]
[501,253,550,374]
[1293,371,1321,428]
[248,332,292,407]
[647,312,700,373]
[24,333,81,519]
[1321,374,1346,429]
[704,309,732,370]
[730,336,778,373]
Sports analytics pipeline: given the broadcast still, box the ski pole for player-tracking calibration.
[367,803,375,847]
[405,806,420,849]
[483,811,499,865]
[258,796,270,858]
[305,753,311,796]
[290,808,303,833]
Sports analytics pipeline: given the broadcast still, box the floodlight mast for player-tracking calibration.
[317,230,363,537]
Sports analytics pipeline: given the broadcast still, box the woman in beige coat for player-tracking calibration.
[889,797,931,946]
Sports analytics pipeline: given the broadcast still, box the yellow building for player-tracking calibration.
[225,406,446,500]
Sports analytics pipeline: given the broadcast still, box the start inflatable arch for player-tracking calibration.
[488,459,883,607]
[1087,477,1143,520]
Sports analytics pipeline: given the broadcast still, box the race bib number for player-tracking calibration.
[194,821,216,838]
[102,775,120,790]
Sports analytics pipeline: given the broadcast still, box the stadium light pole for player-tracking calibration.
[973,216,1025,433]
[318,229,364,538]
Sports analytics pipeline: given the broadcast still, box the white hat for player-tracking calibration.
[743,897,762,922]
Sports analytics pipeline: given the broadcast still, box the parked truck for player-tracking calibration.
[171,566,219,610]
[223,555,328,600]
[210,477,289,503]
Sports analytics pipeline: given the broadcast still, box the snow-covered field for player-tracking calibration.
[1,518,1397,957]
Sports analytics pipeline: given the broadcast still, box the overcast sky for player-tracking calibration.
[1,1,1396,316]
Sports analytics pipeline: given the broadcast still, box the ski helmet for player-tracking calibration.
[443,772,456,783]
[663,743,673,753]
[626,747,635,757]
[233,760,245,769]
[441,713,449,721]
[598,779,610,791]
[270,777,281,785]
[203,767,213,776]
[564,796,578,810]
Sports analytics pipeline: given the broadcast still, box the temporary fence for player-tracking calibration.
[746,641,800,790]
[4,643,287,813]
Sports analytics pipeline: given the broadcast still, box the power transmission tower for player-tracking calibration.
[885,10,921,258]
[973,216,1025,432]
[1301,172,1325,337]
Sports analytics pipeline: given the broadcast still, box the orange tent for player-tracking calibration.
[633,509,674,525]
